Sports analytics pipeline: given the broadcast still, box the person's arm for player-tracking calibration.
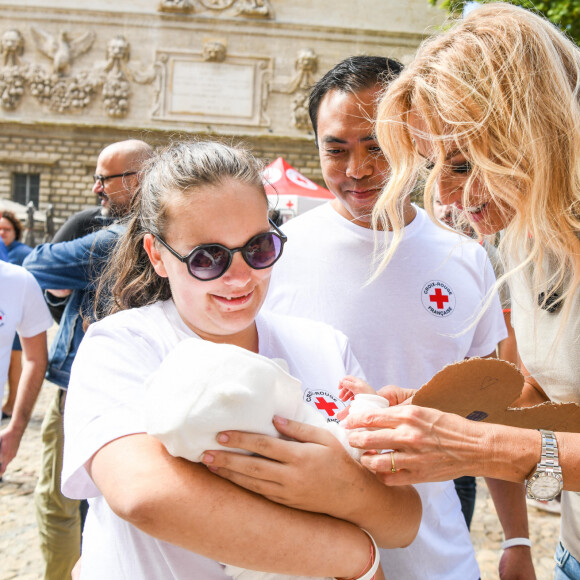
[43,208,105,322]
[511,362,550,407]
[23,228,118,290]
[67,323,387,578]
[472,351,535,580]
[343,405,580,491]
[89,432,377,578]
[498,311,518,366]
[0,332,48,475]
[339,370,535,577]
[485,478,536,580]
[198,334,422,550]
[201,416,422,548]
[51,209,103,244]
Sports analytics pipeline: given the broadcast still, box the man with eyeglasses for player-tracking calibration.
[93,143,142,218]
[23,139,152,580]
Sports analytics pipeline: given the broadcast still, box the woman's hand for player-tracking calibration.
[344,404,540,485]
[499,546,536,580]
[0,424,22,476]
[343,404,487,485]
[201,416,367,516]
[375,384,416,407]
[202,416,423,548]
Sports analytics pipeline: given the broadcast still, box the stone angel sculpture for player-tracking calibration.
[30,26,95,75]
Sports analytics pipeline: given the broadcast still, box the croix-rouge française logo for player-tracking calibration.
[0,309,4,327]
[421,281,456,317]
[303,389,345,423]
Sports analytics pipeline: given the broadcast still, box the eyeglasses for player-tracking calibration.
[93,171,137,188]
[153,218,287,281]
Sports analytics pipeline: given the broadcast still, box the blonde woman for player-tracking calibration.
[343,4,580,578]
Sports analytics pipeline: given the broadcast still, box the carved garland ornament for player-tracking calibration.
[0,28,159,118]
[159,0,272,18]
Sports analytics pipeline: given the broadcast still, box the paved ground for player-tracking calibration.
[1,382,561,580]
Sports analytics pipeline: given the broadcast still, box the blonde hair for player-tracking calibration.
[374,2,580,320]
[95,140,266,318]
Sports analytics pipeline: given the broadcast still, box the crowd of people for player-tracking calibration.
[0,3,579,579]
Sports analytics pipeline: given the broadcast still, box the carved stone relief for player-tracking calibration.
[0,30,27,109]
[154,46,271,127]
[288,48,318,93]
[234,0,271,17]
[291,91,310,131]
[100,35,131,118]
[0,67,26,110]
[2,29,24,68]
[27,67,98,113]
[158,0,194,13]
[0,28,159,119]
[202,41,226,63]
[158,0,272,18]
[272,48,319,131]
[31,27,95,75]
[199,0,234,8]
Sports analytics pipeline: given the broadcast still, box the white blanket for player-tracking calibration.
[145,338,383,580]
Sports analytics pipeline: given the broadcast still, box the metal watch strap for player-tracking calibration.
[539,429,561,472]
[526,428,563,501]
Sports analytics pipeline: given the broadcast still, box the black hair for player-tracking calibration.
[308,56,404,145]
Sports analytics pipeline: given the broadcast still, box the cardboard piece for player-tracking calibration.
[413,358,580,433]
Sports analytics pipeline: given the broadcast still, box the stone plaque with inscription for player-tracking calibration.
[156,51,271,127]
[170,60,254,118]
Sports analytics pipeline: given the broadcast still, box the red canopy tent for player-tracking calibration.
[262,157,333,220]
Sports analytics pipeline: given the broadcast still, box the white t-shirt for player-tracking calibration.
[265,203,508,580]
[62,299,366,580]
[510,264,580,563]
[0,260,52,405]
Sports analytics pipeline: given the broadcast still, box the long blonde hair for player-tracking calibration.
[374,2,580,318]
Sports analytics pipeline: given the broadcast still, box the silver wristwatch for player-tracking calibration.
[526,429,563,501]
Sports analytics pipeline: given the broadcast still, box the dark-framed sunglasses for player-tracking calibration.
[93,171,137,188]
[153,218,287,281]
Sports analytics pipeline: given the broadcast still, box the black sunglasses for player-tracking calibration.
[153,218,287,281]
[93,171,137,188]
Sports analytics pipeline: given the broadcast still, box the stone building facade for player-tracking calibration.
[0,0,444,225]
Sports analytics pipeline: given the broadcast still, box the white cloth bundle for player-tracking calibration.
[145,337,363,463]
[145,338,383,580]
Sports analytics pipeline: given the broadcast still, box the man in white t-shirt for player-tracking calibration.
[0,260,52,476]
[263,56,535,580]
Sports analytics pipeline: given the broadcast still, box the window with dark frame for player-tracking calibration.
[12,173,40,207]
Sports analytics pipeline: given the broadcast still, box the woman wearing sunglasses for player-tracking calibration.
[60,140,420,580]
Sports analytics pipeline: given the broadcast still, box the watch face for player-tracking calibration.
[529,473,562,500]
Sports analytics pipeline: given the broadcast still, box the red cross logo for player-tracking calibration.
[429,288,449,309]
[285,200,294,209]
[315,396,338,417]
